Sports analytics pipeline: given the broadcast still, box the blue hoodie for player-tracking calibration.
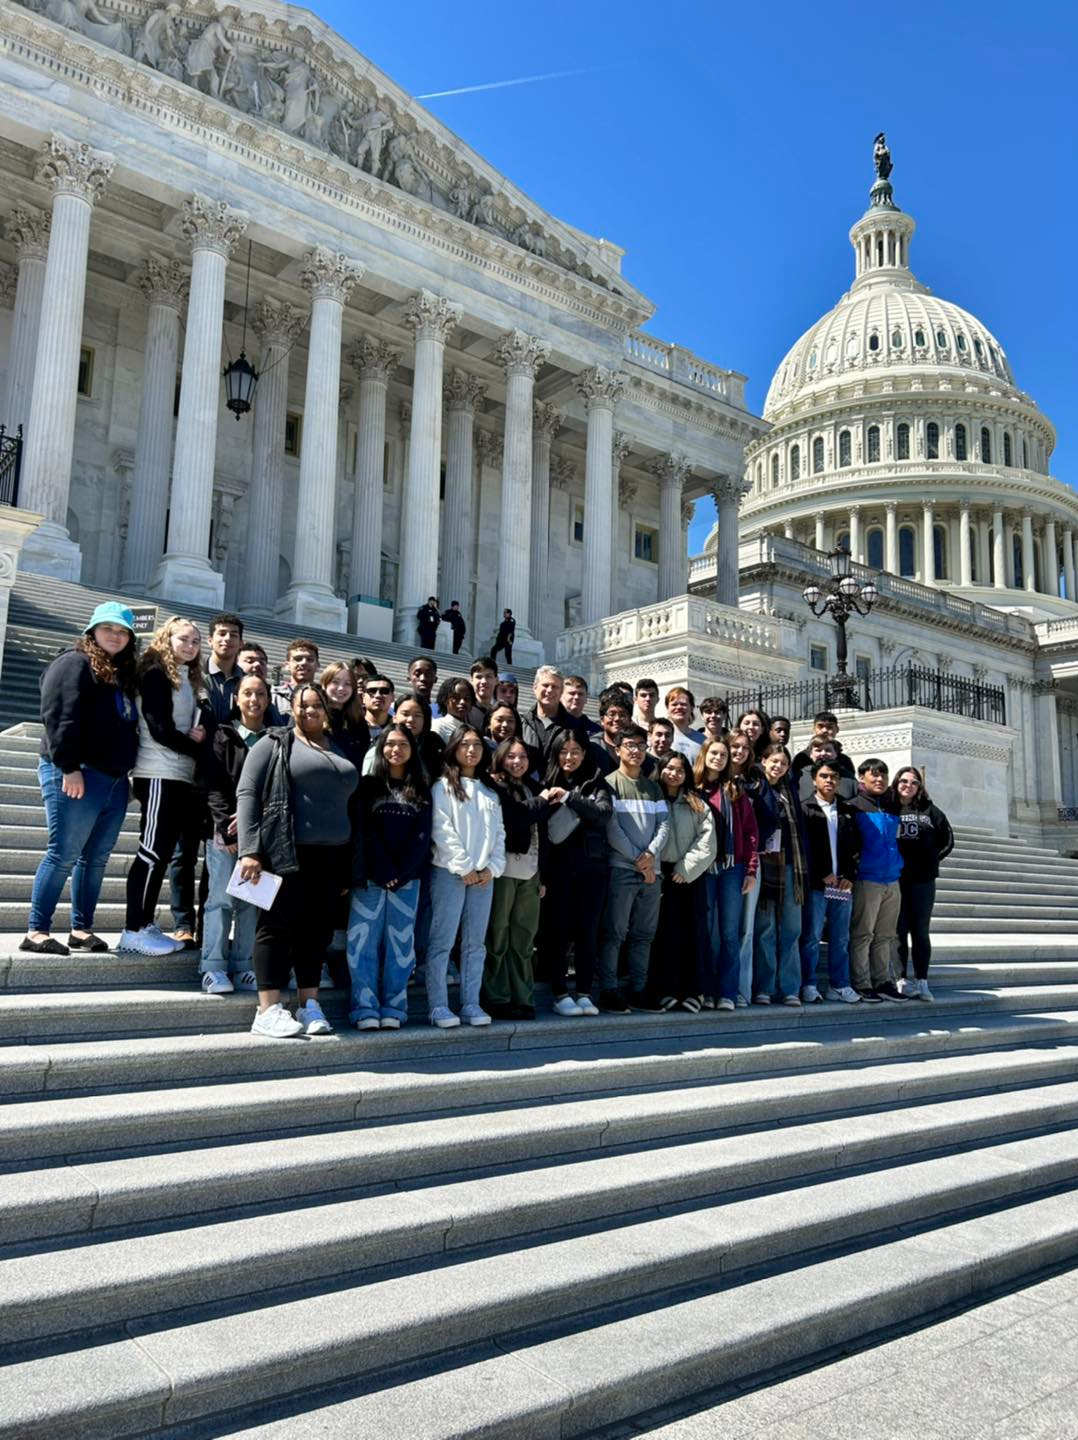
[850,790,903,884]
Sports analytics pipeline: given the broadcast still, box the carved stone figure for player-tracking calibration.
[273,57,318,136]
[46,0,131,53]
[353,104,390,175]
[133,2,182,74]
[516,224,546,258]
[185,20,235,99]
[873,132,892,181]
[448,182,473,221]
[473,190,498,230]
[385,133,430,199]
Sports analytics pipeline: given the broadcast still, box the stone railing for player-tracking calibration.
[742,460,1072,510]
[1036,618,1078,646]
[623,332,747,410]
[556,593,796,664]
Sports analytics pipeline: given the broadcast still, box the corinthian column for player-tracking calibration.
[343,336,399,631]
[149,194,248,606]
[610,432,632,612]
[529,402,561,647]
[958,500,973,588]
[439,369,485,634]
[922,501,935,584]
[1,206,51,437]
[576,366,625,624]
[1045,518,1059,597]
[885,502,898,574]
[1022,510,1036,593]
[993,507,1006,589]
[494,329,550,661]
[239,297,305,615]
[394,290,462,642]
[652,454,692,599]
[1064,528,1076,602]
[20,136,114,580]
[711,474,747,607]
[276,247,364,630]
[121,256,190,590]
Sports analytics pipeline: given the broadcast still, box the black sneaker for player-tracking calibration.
[598,988,631,1014]
[510,1003,536,1020]
[858,988,885,1003]
[627,988,664,1013]
[876,982,909,1002]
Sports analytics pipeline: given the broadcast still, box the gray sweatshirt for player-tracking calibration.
[604,770,670,873]
[237,734,357,857]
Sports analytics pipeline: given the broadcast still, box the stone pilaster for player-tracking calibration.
[1044,518,1059,598]
[815,509,828,554]
[1064,528,1076,603]
[345,336,399,631]
[239,297,306,615]
[576,366,625,624]
[121,256,190,590]
[20,136,115,581]
[651,453,691,600]
[394,290,462,642]
[494,330,549,661]
[149,194,248,606]
[921,501,934,584]
[1,206,50,438]
[440,368,485,631]
[276,247,364,631]
[529,402,561,649]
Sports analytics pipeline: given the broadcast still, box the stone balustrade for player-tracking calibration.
[744,460,1074,511]
[623,331,747,409]
[556,593,799,664]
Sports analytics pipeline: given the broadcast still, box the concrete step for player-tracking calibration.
[0,848,133,877]
[2,1161,1075,1439]
[939,875,1078,897]
[0,900,128,930]
[934,916,1078,933]
[930,933,1078,960]
[0,872,129,902]
[934,899,1078,918]
[0,822,140,849]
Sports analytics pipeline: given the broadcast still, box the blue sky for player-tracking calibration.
[315,0,1077,553]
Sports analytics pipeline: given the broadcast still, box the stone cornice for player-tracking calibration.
[623,372,764,447]
[0,0,654,334]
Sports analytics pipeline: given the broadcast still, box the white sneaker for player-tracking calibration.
[145,923,186,953]
[118,927,182,956]
[801,985,823,1004]
[353,1016,380,1031]
[782,995,802,1007]
[296,999,333,1035]
[250,1003,303,1039]
[716,997,736,1012]
[430,1006,460,1029]
[575,994,599,1016]
[231,970,259,992]
[380,1016,402,1029]
[553,994,584,1017]
[460,1004,492,1027]
[919,981,935,1002]
[200,970,234,995]
[825,986,863,1004]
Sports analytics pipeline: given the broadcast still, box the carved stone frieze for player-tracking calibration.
[550,456,575,491]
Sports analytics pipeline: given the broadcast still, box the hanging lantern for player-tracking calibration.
[223,350,258,418]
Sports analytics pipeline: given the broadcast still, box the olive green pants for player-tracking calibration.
[483,873,541,1007]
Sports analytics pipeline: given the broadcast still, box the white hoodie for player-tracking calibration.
[431,776,507,878]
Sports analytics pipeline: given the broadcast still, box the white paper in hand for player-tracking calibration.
[226,862,283,911]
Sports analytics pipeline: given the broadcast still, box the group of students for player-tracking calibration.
[23,602,955,1038]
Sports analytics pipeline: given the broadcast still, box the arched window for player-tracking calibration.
[914,328,926,347]
[936,329,948,348]
[899,525,916,578]
[808,349,818,370]
[1004,432,1013,467]
[974,338,984,358]
[955,423,968,461]
[812,436,825,473]
[891,329,903,349]
[896,422,910,460]
[926,422,940,460]
[981,427,992,463]
[933,524,948,579]
[867,527,884,569]
[790,444,800,481]
[956,333,967,352]
[838,430,851,467]
[1022,437,1029,468]
[771,454,780,487]
[868,332,880,352]
[755,461,762,489]
[867,425,880,463]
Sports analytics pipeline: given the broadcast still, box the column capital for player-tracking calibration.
[884,500,898,515]
[576,365,625,412]
[4,204,51,262]
[404,289,462,344]
[710,473,750,505]
[619,477,638,507]
[35,133,114,204]
[612,430,632,467]
[551,456,575,491]
[959,497,971,514]
[300,245,364,303]
[0,262,14,308]
[849,503,862,517]
[649,453,692,489]
[251,295,306,351]
[348,334,400,383]
[180,194,249,257]
[533,401,562,440]
[444,367,486,413]
[495,328,550,378]
[476,429,503,466]
[136,253,190,311]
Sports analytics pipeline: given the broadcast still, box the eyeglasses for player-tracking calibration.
[365,686,392,697]
[620,740,646,752]
[896,778,920,787]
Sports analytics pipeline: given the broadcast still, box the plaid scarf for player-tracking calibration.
[760,781,807,911]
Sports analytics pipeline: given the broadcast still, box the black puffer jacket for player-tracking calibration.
[208,725,267,844]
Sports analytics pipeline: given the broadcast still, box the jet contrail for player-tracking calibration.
[416,67,593,100]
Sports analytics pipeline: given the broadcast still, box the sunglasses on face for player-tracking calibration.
[365,686,392,697]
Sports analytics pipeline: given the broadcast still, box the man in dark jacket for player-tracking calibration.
[444,602,467,654]
[799,760,863,1006]
[521,666,589,765]
[416,598,441,649]
[491,608,516,664]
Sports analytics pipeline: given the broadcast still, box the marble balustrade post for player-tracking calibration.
[1044,518,1059,598]
[276,247,363,630]
[342,337,399,631]
[440,368,486,633]
[1,206,50,437]
[577,367,624,625]
[239,298,306,615]
[20,136,115,581]
[149,194,248,606]
[922,501,935,585]
[652,454,691,600]
[529,402,561,646]
[884,502,898,573]
[1021,510,1036,593]
[495,330,549,652]
[394,290,462,642]
[1064,528,1076,602]
[958,500,972,588]
[992,508,1006,589]
[712,475,747,608]
[122,256,190,590]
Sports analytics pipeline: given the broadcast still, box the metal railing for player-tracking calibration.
[0,424,22,507]
[726,664,1007,727]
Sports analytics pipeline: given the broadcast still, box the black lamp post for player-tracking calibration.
[223,241,258,419]
[802,548,879,707]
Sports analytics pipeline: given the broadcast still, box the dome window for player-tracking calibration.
[771,455,780,487]
[808,349,818,371]
[755,462,763,490]
[936,329,948,348]
[891,329,904,349]
[926,422,940,460]
[868,333,880,353]
[955,423,968,461]
[867,426,881,463]
[956,333,968,352]
[812,437,825,474]
[934,524,949,579]
[914,328,926,347]
[1004,433,1013,467]
[896,422,910,460]
[981,427,992,464]
[838,430,852,468]
[790,444,801,482]
[835,530,850,553]
[974,338,984,358]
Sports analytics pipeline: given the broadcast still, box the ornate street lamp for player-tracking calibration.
[802,548,878,706]
[223,241,259,419]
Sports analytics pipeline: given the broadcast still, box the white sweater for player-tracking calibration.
[431,776,507,878]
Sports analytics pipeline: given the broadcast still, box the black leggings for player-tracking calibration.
[649,867,707,1000]
[252,844,347,991]
[897,878,936,979]
[543,855,607,998]
[126,778,204,931]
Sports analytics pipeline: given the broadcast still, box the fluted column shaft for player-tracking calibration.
[1022,511,1036,593]
[240,299,304,614]
[610,433,631,613]
[958,502,972,588]
[395,291,462,641]
[1,207,50,436]
[922,502,935,584]
[884,503,898,573]
[21,137,115,579]
[653,454,690,600]
[529,403,559,641]
[848,506,862,564]
[1064,529,1076,602]
[815,511,826,553]
[496,331,549,638]
[344,338,399,628]
[1044,519,1059,598]
[122,258,189,589]
[577,367,624,624]
[439,369,483,627]
[713,477,744,608]
[993,508,1006,589]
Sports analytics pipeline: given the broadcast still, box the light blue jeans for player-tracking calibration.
[426,865,494,1013]
[29,761,129,933]
[752,864,803,999]
[708,863,746,1002]
[737,876,761,1002]
[800,888,853,990]
[347,878,420,1023]
[200,838,257,973]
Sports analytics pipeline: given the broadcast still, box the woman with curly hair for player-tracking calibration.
[119,616,214,957]
[320,660,371,772]
[22,602,141,956]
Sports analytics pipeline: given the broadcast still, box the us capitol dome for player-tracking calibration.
[736,136,1077,619]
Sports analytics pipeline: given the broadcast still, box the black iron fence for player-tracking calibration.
[726,664,1007,727]
[0,424,23,507]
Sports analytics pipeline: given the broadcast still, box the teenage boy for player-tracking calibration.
[237,643,269,680]
[633,678,660,728]
[563,675,600,736]
[205,613,243,723]
[648,717,675,768]
[362,674,395,739]
[800,760,862,1005]
[598,724,670,1013]
[468,657,497,730]
[445,601,467,654]
[273,639,319,711]
[769,716,791,748]
[407,655,438,708]
[699,696,729,747]
[796,737,846,802]
[792,711,856,787]
[849,757,905,1002]
[664,686,704,762]
[591,689,632,776]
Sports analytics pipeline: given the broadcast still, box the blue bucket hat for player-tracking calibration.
[85,601,137,635]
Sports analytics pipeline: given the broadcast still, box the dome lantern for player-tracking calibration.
[848,134,921,293]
